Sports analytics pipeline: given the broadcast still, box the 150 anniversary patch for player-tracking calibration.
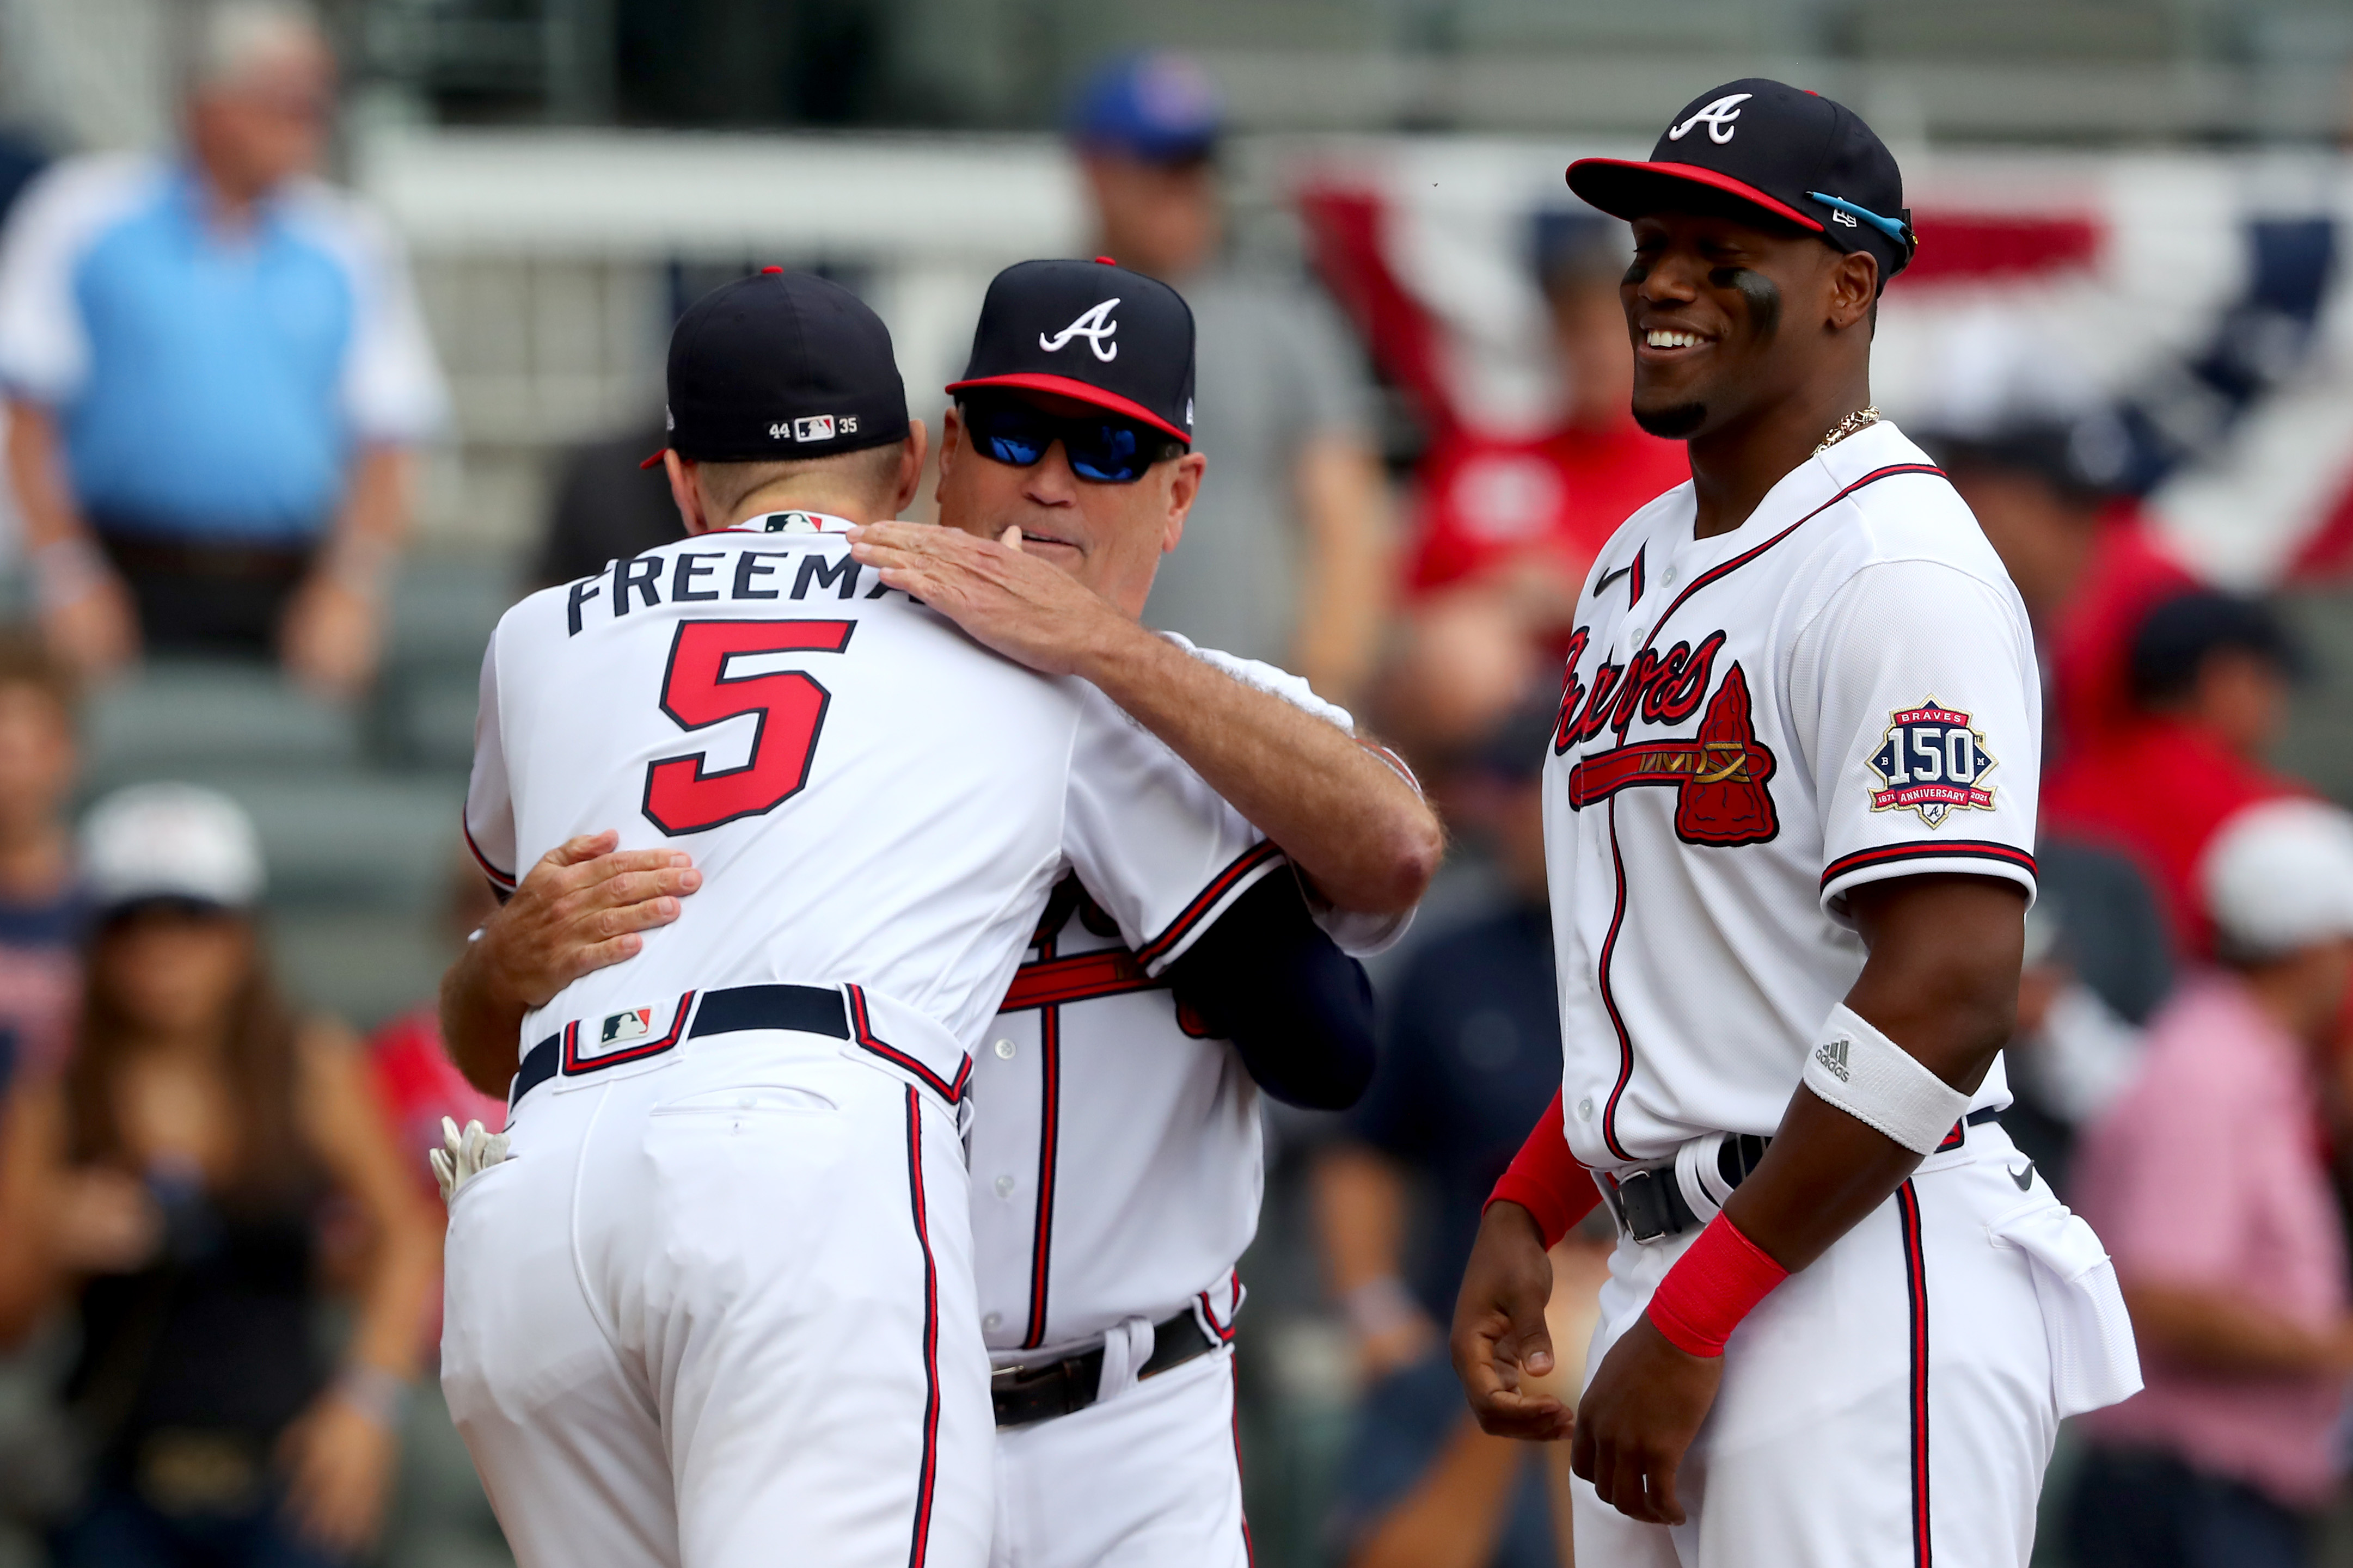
[1866,699,1996,828]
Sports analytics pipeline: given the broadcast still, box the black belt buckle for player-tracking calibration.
[991,1354,1098,1429]
[1613,1166,1680,1243]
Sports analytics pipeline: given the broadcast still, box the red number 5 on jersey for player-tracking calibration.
[642,619,856,835]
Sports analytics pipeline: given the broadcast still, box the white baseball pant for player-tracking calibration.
[990,1345,1251,1568]
[440,1028,990,1568]
[1574,1122,2088,1567]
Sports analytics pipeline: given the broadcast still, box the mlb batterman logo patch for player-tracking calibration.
[1867,698,1997,828]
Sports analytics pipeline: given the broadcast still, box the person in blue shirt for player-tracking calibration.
[0,0,446,697]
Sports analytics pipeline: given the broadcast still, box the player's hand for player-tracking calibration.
[280,573,384,700]
[1570,1313,1723,1525]
[1451,1200,1572,1441]
[482,832,703,1010]
[848,521,1129,678]
[278,1389,399,1553]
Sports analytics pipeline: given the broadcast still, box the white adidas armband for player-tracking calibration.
[1802,1004,1970,1155]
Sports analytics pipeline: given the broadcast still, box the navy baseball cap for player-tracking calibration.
[948,258,1196,445]
[649,268,911,468]
[1568,79,1916,286]
[1067,52,1224,164]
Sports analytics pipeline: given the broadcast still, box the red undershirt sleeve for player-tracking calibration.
[1486,1090,1603,1247]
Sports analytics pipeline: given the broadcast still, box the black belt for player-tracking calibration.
[508,983,849,1111]
[991,1309,1220,1429]
[1607,1107,2001,1244]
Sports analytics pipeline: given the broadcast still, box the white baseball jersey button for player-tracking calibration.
[994,1039,1016,1059]
[1577,1096,1594,1121]
[995,1175,1018,1198]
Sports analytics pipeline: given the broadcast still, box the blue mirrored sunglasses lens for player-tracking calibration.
[1068,425,1147,482]
[982,431,1047,466]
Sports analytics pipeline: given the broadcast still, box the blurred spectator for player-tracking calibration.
[2043,591,2305,953]
[1995,905,2144,1196]
[0,632,88,1086]
[530,416,683,589]
[0,784,438,1566]
[1314,705,1571,1567]
[2068,800,2353,1568]
[1936,427,2197,760]
[1386,217,1687,754]
[0,0,447,697]
[1069,53,1389,705]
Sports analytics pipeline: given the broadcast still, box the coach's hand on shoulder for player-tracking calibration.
[849,521,1129,677]
[1451,1200,1573,1442]
[1570,1314,1721,1526]
[484,832,702,1009]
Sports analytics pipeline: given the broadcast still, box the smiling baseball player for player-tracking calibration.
[1446,81,2141,1566]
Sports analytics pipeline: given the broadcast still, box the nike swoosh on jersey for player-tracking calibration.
[2008,1163,2036,1191]
[1594,564,1632,597]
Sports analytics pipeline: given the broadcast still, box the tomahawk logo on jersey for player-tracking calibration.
[1543,421,2041,1169]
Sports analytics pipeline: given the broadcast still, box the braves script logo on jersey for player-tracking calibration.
[1039,299,1121,362]
[1552,627,1780,845]
[1666,92,1753,144]
[1867,699,1997,828]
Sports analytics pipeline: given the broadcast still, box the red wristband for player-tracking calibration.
[1645,1213,1789,1358]
[1485,1090,1602,1247]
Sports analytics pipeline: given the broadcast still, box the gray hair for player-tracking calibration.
[181,0,328,95]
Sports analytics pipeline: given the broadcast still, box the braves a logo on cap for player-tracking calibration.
[1867,699,1997,827]
[1666,92,1754,145]
[1040,299,1121,362]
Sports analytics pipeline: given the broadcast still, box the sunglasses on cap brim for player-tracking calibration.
[960,394,1187,484]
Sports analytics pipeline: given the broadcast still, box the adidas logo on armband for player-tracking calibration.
[1814,1036,1852,1083]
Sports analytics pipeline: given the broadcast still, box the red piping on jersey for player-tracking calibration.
[1000,948,1166,1011]
[1596,804,1638,1163]
[1021,981,1062,1350]
[562,991,694,1075]
[848,985,971,1105]
[1638,464,1946,655]
[903,1086,942,1568]
[1198,1271,1239,1344]
[1821,840,2037,889]
[1230,1356,1255,1566]
[1898,1180,1932,1568]
[1135,840,1283,970]
[462,818,517,890]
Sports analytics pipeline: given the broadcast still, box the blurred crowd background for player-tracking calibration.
[5,0,2353,1565]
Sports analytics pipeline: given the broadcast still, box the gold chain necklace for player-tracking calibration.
[1814,405,1881,455]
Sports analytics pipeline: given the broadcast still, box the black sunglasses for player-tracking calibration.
[961,395,1185,484]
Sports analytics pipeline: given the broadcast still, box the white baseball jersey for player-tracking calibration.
[463,513,1281,1094]
[968,644,1403,1364]
[448,511,1292,1568]
[1544,421,2039,1171]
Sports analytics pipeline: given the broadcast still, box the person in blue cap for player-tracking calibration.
[1066,52,1389,712]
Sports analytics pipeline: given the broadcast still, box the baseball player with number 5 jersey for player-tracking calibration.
[1449,81,2141,1566]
